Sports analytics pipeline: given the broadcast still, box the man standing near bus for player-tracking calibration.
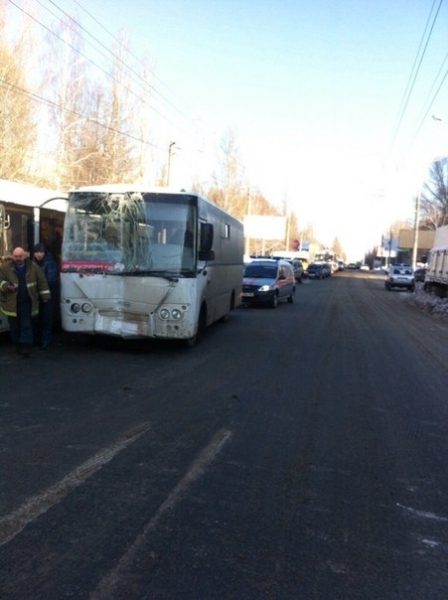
[33,243,59,349]
[0,247,50,357]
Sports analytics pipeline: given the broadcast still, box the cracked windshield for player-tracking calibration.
[61,192,196,274]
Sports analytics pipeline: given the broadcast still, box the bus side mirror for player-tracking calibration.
[200,223,213,252]
[198,223,215,261]
[199,250,215,261]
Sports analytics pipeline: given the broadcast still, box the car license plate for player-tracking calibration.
[243,292,254,297]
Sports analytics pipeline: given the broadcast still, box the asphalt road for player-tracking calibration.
[1,270,448,600]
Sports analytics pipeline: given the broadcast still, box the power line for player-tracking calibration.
[67,0,200,123]
[0,79,161,149]
[387,0,445,158]
[6,0,201,142]
[7,0,172,126]
[408,65,448,150]
[44,0,195,124]
[2,0,243,187]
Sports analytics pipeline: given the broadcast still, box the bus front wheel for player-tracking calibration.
[184,305,207,347]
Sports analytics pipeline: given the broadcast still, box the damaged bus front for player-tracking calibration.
[60,186,243,344]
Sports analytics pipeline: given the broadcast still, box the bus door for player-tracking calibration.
[39,208,65,268]
[0,203,5,258]
[5,205,34,255]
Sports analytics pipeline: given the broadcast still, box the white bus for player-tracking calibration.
[60,185,244,345]
[0,179,67,334]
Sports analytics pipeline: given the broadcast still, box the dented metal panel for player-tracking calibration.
[60,188,244,341]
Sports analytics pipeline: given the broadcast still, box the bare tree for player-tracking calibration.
[42,19,148,187]
[421,158,448,228]
[0,3,38,181]
[331,236,344,257]
[41,16,100,188]
[94,34,138,184]
[210,128,247,214]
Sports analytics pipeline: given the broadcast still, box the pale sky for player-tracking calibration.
[8,0,448,259]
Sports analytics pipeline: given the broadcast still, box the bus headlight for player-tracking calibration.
[81,303,92,313]
[71,303,81,313]
[159,308,183,320]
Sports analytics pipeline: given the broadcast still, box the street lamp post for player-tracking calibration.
[244,188,252,256]
[388,229,392,267]
[166,141,176,187]
[412,192,421,268]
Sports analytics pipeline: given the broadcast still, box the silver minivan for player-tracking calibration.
[242,259,296,308]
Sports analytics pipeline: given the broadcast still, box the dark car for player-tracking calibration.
[242,259,295,308]
[306,262,329,279]
[414,267,427,283]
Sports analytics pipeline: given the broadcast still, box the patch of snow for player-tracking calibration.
[403,288,448,321]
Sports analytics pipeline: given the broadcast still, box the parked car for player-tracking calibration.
[290,258,304,282]
[242,259,295,308]
[360,264,370,271]
[321,262,332,277]
[271,256,304,282]
[385,264,415,292]
[329,261,339,274]
[306,262,328,279]
[346,262,357,270]
[414,267,427,283]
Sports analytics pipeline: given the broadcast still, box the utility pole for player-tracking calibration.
[244,188,252,256]
[388,229,392,267]
[285,212,291,251]
[166,142,176,186]
[412,192,420,268]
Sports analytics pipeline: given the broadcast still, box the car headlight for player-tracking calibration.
[258,285,271,292]
[81,303,92,313]
[71,303,81,313]
[171,309,182,320]
[159,308,170,320]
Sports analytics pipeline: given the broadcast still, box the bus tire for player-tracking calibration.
[184,304,207,347]
[219,291,235,323]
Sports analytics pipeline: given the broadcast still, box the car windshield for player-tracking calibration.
[244,264,277,278]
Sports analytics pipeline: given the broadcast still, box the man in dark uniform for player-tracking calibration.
[33,243,60,349]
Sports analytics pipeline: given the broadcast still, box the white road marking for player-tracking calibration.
[91,428,232,600]
[0,422,151,547]
[421,538,440,547]
[396,503,448,522]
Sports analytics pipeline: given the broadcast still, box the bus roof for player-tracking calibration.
[69,184,193,195]
[0,179,67,212]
